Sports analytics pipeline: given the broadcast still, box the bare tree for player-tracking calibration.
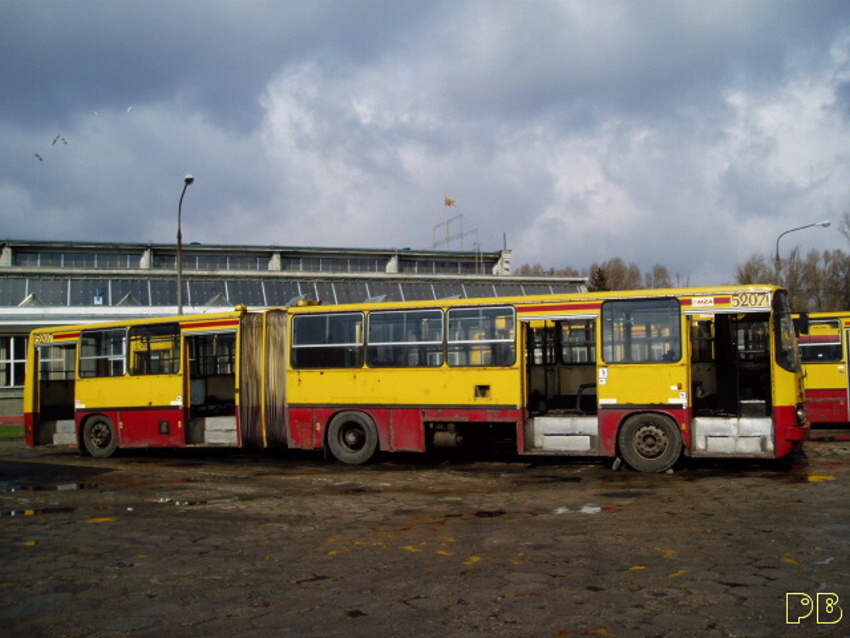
[644,264,673,289]
[839,210,850,244]
[590,258,642,290]
[736,254,774,285]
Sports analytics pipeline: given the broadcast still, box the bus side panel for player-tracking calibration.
[76,374,185,449]
[23,345,37,447]
[388,409,426,452]
[108,408,185,448]
[289,406,523,453]
[805,389,849,424]
[24,411,37,447]
[599,407,689,458]
[598,409,623,456]
[774,404,809,458]
[288,407,317,450]
[310,407,428,453]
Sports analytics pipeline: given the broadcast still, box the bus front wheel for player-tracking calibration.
[618,413,681,473]
[83,416,119,458]
[327,412,379,465]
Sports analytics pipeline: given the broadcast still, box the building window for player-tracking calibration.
[13,251,137,269]
[0,336,27,388]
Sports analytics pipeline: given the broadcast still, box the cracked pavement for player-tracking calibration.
[0,438,848,637]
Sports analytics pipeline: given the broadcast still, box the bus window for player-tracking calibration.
[292,313,364,368]
[39,344,76,380]
[561,319,596,364]
[690,319,714,363]
[367,309,443,367]
[798,320,842,363]
[190,333,236,375]
[447,306,516,367]
[799,337,842,363]
[79,329,126,378]
[602,298,681,363]
[129,323,181,375]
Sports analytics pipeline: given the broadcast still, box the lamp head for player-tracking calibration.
[819,219,831,228]
[184,174,194,186]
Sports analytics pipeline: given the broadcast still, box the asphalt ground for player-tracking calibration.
[0,437,848,638]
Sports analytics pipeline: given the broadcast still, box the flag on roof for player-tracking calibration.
[444,196,457,207]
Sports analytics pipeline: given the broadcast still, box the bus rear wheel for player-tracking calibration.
[327,412,379,465]
[83,416,118,458]
[618,413,681,473]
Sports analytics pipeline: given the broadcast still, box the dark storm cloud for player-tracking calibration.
[3,0,850,284]
[438,1,850,129]
[0,1,438,131]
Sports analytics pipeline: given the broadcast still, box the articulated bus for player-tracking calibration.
[797,312,850,425]
[24,285,809,472]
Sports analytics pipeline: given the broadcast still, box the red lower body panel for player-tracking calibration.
[805,389,849,425]
[80,408,186,448]
[288,406,522,453]
[775,404,810,458]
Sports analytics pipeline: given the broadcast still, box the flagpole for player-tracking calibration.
[444,196,449,250]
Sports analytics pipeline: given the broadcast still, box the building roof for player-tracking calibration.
[0,240,585,329]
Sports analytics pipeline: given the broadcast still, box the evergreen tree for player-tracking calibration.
[587,267,610,292]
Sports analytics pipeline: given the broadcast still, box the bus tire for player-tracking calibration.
[82,416,119,458]
[327,411,379,465]
[618,413,681,473]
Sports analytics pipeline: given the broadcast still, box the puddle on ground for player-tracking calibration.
[0,506,79,517]
[474,509,507,518]
[2,483,97,493]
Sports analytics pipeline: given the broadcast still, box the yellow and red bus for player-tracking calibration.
[797,312,850,425]
[24,285,809,472]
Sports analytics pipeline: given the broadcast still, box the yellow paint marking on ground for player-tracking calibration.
[783,553,802,565]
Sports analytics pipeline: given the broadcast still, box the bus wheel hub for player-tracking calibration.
[634,425,666,458]
[343,428,364,449]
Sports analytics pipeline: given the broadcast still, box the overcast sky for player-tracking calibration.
[4,1,850,284]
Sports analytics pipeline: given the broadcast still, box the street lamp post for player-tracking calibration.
[774,219,831,272]
[177,174,194,315]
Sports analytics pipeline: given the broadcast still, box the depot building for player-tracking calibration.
[0,240,585,423]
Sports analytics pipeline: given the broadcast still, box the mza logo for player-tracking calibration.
[786,593,843,625]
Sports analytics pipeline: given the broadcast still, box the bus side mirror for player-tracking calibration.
[795,313,809,336]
